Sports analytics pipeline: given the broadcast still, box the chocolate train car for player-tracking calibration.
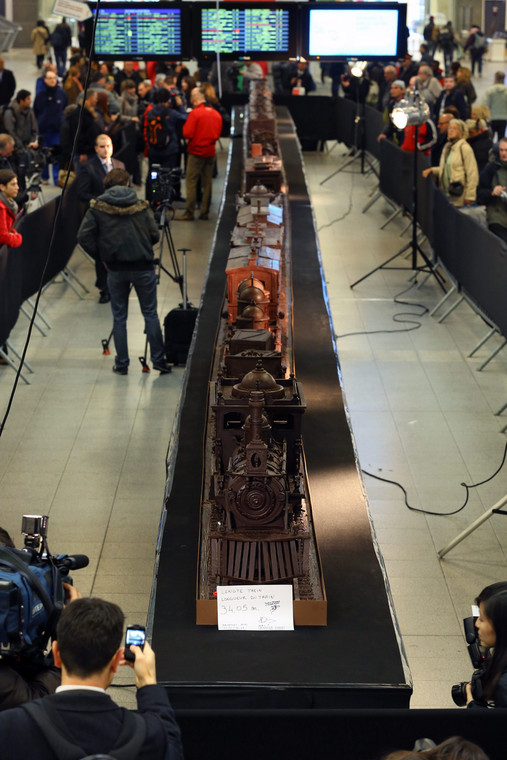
[198,81,325,619]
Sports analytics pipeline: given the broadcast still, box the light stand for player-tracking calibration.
[320,61,378,184]
[438,494,507,558]
[351,89,446,292]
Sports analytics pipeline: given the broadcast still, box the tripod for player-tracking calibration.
[351,125,446,292]
[321,78,377,184]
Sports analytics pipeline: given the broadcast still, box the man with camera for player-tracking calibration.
[0,597,183,759]
[144,87,187,203]
[477,137,507,245]
[77,168,172,375]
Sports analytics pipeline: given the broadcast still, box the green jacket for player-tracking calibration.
[77,186,160,269]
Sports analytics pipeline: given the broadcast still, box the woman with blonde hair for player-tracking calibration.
[422,119,479,207]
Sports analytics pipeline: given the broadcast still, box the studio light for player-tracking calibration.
[350,60,367,78]
[391,90,430,130]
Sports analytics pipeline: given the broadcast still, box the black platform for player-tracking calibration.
[152,108,411,710]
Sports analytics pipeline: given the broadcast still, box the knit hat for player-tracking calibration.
[393,80,406,89]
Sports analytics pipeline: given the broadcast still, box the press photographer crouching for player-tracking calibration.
[0,519,83,711]
[452,582,507,708]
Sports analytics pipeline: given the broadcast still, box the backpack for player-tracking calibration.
[473,32,486,50]
[0,546,64,659]
[22,699,147,760]
[50,27,65,48]
[146,107,171,150]
[423,22,433,41]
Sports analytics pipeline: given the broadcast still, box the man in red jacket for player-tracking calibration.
[177,88,222,221]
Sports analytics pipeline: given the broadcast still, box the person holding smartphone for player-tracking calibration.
[0,598,183,759]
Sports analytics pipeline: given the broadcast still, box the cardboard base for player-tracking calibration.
[196,597,327,626]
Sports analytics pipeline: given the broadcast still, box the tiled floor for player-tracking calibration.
[0,49,506,709]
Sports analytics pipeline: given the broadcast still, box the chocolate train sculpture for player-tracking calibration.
[197,82,326,625]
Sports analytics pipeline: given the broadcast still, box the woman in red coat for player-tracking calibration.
[0,169,22,362]
[0,169,22,249]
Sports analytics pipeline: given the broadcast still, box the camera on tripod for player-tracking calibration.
[0,515,88,663]
[149,164,182,209]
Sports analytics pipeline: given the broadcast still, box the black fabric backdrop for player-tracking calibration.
[174,707,507,760]
[0,179,81,346]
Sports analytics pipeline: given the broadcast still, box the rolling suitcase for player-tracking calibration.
[164,248,198,366]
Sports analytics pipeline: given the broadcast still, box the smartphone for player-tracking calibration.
[124,625,146,662]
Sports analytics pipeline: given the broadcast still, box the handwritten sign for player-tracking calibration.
[52,0,92,21]
[217,585,294,631]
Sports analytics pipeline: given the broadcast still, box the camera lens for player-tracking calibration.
[451,682,468,707]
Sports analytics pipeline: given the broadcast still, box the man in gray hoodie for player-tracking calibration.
[77,168,171,375]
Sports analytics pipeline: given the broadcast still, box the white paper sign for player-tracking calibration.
[52,0,92,21]
[217,585,294,631]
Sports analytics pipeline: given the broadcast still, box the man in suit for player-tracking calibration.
[0,597,183,759]
[77,133,125,302]
[0,58,16,107]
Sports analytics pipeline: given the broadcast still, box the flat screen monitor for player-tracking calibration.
[302,2,407,62]
[86,3,191,60]
[194,2,298,61]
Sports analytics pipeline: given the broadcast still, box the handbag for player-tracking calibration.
[449,181,464,197]
[447,143,465,197]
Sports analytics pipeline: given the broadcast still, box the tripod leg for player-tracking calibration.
[139,336,150,372]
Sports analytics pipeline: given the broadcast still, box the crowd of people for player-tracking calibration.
[0,18,231,371]
[0,11,506,760]
[327,22,507,246]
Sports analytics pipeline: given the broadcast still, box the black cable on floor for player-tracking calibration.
[317,173,354,232]
[362,439,507,517]
[336,280,429,339]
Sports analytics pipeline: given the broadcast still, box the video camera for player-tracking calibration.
[165,85,183,109]
[149,164,183,209]
[0,515,88,664]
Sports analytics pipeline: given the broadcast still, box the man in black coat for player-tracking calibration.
[0,58,15,107]
[77,133,125,302]
[77,132,125,204]
[434,75,467,120]
[0,598,183,759]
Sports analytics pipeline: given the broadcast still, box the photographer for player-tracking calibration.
[465,588,507,708]
[145,87,187,202]
[0,527,80,711]
[477,137,507,245]
[77,168,172,375]
[0,598,183,759]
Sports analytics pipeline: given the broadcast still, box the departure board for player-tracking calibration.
[201,7,290,55]
[94,6,183,57]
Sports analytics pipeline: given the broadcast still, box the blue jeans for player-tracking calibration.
[40,131,60,184]
[107,268,165,368]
